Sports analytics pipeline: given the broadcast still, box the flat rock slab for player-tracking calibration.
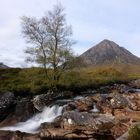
[62,111,115,131]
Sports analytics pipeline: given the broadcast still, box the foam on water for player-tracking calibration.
[0,105,63,133]
[91,103,99,113]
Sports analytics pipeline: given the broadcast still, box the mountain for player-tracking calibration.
[0,63,9,68]
[80,39,140,66]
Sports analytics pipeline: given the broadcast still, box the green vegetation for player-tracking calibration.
[21,4,75,90]
[127,125,140,140]
[1,65,140,96]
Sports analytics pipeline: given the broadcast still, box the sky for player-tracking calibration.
[0,0,140,67]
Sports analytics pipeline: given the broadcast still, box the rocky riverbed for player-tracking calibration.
[0,79,140,140]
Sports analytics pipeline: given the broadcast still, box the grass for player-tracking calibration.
[0,64,140,96]
[127,125,140,140]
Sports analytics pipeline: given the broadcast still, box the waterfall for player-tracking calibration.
[91,103,99,113]
[0,105,63,133]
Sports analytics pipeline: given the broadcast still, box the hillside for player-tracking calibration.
[0,63,9,68]
[80,39,140,66]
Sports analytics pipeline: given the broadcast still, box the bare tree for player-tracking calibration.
[21,4,75,89]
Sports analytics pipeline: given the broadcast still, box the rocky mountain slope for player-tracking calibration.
[80,39,140,66]
[0,63,9,68]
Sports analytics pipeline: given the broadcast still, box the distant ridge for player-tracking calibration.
[80,39,140,66]
[0,63,9,68]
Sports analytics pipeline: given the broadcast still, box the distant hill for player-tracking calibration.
[80,39,140,66]
[0,63,9,68]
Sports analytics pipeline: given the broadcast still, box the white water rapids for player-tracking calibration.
[0,105,63,133]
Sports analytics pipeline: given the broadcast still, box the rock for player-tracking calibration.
[33,93,53,111]
[62,102,76,113]
[116,131,129,140]
[40,128,88,139]
[114,109,140,122]
[107,93,128,109]
[129,79,140,88]
[40,111,115,139]
[61,111,115,132]
[0,130,14,140]
[65,94,105,113]
[41,116,62,129]
[99,104,113,115]
[111,122,129,138]
[15,98,36,121]
[33,91,73,111]
[0,130,40,140]
[40,125,114,139]
[0,98,36,127]
[115,84,132,94]
[91,94,107,103]
[0,91,16,121]
[74,97,93,111]
[91,95,113,115]
[124,93,140,111]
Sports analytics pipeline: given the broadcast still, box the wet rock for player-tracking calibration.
[0,130,14,140]
[90,94,107,103]
[0,91,16,121]
[129,79,140,88]
[114,109,140,122]
[33,91,73,111]
[15,98,36,121]
[0,130,40,140]
[124,93,140,111]
[62,102,76,113]
[116,84,132,94]
[41,116,62,129]
[99,104,113,115]
[116,131,129,140]
[66,94,105,113]
[107,94,128,109]
[61,111,115,132]
[111,122,129,139]
[0,98,36,127]
[40,111,115,139]
[74,97,93,111]
[33,92,54,111]
[98,86,111,94]
[92,95,113,115]
[40,127,89,139]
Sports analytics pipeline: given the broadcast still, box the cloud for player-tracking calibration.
[0,18,20,42]
[0,0,140,67]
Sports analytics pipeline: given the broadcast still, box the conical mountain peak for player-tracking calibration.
[80,39,140,66]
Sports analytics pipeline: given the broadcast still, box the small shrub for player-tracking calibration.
[127,125,140,140]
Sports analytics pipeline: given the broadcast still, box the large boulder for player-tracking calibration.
[61,111,115,132]
[33,91,73,111]
[0,91,16,121]
[14,98,36,121]
[40,111,115,139]
[0,98,36,127]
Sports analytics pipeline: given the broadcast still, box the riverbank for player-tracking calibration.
[0,79,140,139]
[1,66,140,96]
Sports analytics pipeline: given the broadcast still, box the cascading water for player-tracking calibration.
[91,103,99,113]
[0,105,63,133]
